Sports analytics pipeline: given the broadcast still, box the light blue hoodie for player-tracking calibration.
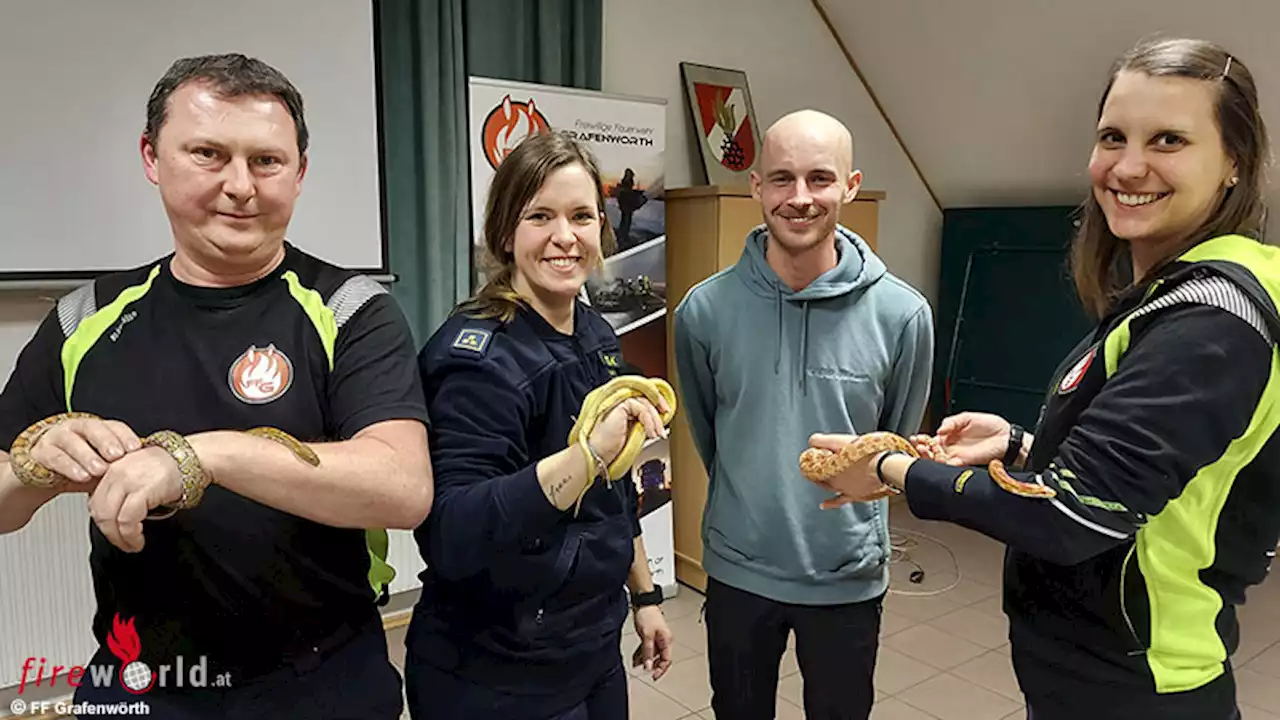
[673,224,934,604]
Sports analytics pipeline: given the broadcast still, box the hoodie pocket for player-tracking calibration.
[706,525,764,565]
[809,503,888,580]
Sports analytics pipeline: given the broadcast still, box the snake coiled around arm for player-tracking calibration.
[9,414,319,497]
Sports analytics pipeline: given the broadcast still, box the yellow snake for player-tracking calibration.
[566,375,677,515]
[242,426,320,466]
[798,430,1056,499]
[9,413,318,490]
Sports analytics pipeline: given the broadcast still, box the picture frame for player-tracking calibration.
[679,62,762,186]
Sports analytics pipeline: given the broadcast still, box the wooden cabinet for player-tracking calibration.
[662,185,884,592]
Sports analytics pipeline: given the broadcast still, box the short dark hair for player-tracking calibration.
[145,53,309,155]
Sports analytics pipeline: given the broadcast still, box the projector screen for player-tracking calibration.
[0,0,386,278]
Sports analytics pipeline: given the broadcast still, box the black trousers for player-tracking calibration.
[71,623,403,719]
[704,577,883,720]
[404,655,627,720]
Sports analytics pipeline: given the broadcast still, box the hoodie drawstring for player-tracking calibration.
[774,287,813,395]
[774,285,783,374]
[800,301,810,396]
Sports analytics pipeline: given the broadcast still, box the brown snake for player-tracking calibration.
[10,414,318,489]
[798,431,1056,499]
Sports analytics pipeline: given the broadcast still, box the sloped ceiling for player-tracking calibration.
[816,0,1280,211]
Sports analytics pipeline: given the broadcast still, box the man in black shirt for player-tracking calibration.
[0,54,432,718]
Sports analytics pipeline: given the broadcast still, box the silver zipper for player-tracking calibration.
[1119,544,1146,655]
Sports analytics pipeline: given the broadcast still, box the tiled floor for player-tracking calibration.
[386,499,1280,719]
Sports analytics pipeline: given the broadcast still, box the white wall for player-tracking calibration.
[0,0,951,417]
[0,293,55,381]
[602,0,942,306]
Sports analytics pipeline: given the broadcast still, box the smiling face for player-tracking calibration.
[141,79,306,271]
[751,112,860,254]
[507,162,603,311]
[1088,70,1236,256]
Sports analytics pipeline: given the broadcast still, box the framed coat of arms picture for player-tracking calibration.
[679,62,762,186]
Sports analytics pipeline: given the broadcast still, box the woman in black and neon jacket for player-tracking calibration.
[806,37,1280,720]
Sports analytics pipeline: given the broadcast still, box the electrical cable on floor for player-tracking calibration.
[886,526,963,597]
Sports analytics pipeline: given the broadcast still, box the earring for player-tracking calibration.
[1228,177,1239,187]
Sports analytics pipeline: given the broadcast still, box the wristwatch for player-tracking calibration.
[630,588,664,609]
[1003,424,1025,468]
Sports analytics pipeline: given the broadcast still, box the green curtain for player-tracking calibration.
[377,0,603,344]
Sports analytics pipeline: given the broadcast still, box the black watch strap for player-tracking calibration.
[1003,424,1025,468]
[631,588,664,608]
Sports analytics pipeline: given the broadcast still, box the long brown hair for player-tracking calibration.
[455,130,617,323]
[1070,37,1270,317]
[455,130,619,320]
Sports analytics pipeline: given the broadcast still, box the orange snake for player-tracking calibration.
[798,431,1056,499]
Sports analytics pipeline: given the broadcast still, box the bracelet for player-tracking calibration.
[875,451,906,493]
[582,439,610,483]
[10,412,100,487]
[142,430,211,518]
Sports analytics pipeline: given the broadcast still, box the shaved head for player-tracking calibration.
[750,108,862,263]
[762,109,855,176]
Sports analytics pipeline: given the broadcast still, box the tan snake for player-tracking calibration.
[798,431,1056,499]
[10,413,318,489]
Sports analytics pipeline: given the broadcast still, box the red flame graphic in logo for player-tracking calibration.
[107,614,141,664]
[481,95,551,170]
[228,343,294,404]
[107,613,155,694]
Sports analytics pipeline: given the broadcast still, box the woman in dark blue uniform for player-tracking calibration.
[805,38,1280,720]
[405,130,675,719]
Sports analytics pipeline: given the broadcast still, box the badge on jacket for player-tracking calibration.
[1057,347,1096,395]
[453,328,492,355]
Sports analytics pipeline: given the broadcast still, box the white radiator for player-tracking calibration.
[0,505,425,691]
[0,494,97,690]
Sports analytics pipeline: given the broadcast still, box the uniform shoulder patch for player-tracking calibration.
[452,328,493,355]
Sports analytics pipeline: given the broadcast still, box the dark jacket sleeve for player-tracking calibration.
[421,358,566,581]
[905,304,1272,566]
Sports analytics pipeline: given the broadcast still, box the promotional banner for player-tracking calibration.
[466,77,676,594]
[467,77,668,336]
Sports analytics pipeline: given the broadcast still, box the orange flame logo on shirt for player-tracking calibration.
[481,94,551,170]
[228,344,293,404]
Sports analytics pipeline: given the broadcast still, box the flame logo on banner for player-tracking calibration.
[481,95,551,170]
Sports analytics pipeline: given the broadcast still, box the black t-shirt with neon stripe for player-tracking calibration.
[0,242,429,681]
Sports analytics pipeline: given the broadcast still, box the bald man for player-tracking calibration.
[672,109,934,719]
